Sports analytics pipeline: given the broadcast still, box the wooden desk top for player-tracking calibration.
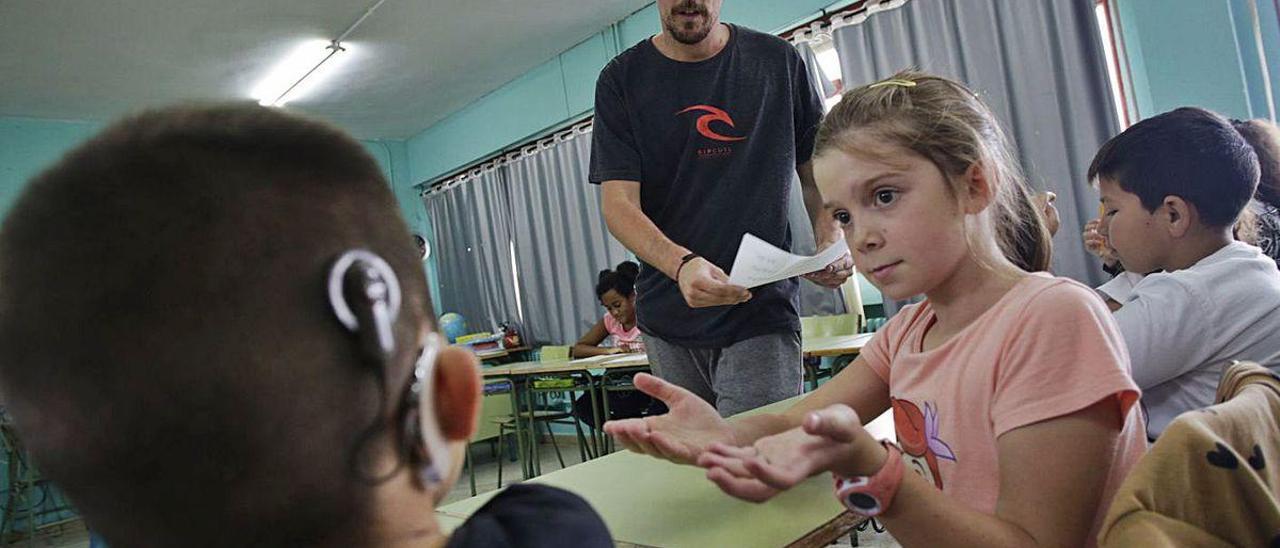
[477,333,872,379]
[801,333,874,357]
[438,397,895,547]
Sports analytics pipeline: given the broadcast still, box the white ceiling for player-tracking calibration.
[0,0,652,139]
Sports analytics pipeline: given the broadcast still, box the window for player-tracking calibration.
[811,37,845,112]
[509,238,525,324]
[1095,0,1133,127]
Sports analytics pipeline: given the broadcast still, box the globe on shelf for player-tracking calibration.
[438,312,467,343]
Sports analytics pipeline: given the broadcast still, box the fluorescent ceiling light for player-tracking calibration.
[252,39,351,107]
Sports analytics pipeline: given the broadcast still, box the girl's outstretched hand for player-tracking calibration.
[602,373,737,465]
[696,404,883,503]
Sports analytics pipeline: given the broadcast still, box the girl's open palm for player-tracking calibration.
[696,404,872,503]
[602,373,737,464]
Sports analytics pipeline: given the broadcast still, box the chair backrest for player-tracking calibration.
[839,275,865,330]
[800,314,858,338]
[800,276,867,339]
[862,317,887,333]
[539,345,571,362]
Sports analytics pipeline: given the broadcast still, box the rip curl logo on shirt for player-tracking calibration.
[677,104,747,142]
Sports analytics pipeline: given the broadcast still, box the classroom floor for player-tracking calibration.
[20,436,900,547]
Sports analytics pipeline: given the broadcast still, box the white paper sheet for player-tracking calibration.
[569,354,620,366]
[569,353,648,367]
[727,233,850,289]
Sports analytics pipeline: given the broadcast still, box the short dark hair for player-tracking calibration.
[1088,107,1259,228]
[0,104,430,546]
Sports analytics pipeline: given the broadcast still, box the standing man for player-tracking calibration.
[589,0,852,416]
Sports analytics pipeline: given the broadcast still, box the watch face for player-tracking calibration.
[845,492,882,514]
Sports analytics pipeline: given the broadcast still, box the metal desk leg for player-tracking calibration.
[525,379,541,478]
[570,371,593,462]
[506,376,532,480]
[586,371,604,457]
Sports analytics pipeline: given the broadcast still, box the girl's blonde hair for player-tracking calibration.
[814,70,1052,273]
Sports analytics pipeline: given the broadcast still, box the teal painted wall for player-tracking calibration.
[0,117,441,308]
[405,0,851,186]
[1228,0,1280,119]
[1116,0,1280,121]
[362,138,443,310]
[0,117,101,219]
[0,120,99,529]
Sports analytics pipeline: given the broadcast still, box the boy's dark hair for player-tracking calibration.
[595,260,639,298]
[1088,107,1259,228]
[0,104,430,547]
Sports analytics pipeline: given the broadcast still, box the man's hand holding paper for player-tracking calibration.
[727,233,853,289]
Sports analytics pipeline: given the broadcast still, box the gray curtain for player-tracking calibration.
[832,0,1119,316]
[792,41,847,316]
[506,130,630,345]
[423,167,521,334]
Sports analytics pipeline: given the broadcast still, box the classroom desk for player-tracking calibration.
[476,345,534,363]
[439,396,896,547]
[480,333,872,378]
[476,333,872,478]
[802,333,874,358]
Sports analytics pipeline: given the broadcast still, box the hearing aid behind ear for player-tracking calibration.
[328,250,402,362]
[327,250,451,485]
[408,333,451,486]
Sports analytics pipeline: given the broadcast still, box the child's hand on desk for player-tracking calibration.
[697,404,885,503]
[602,373,736,465]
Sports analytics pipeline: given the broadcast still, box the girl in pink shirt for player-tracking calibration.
[572,261,645,358]
[605,71,1147,547]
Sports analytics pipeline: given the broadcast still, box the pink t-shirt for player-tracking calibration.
[861,273,1147,542]
[603,313,644,351]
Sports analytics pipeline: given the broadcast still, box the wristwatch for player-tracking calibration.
[833,441,905,518]
[674,252,699,281]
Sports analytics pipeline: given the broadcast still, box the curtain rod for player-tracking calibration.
[420,117,594,197]
[784,0,910,45]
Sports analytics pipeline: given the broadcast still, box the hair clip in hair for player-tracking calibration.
[868,78,918,90]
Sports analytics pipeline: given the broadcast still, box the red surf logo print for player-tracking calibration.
[677,104,747,142]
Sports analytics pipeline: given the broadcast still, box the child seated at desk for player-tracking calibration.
[571,261,645,358]
[0,105,611,548]
[605,71,1148,547]
[570,261,661,428]
[1084,107,1280,439]
[1083,117,1280,312]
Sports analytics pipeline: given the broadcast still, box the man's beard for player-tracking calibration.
[663,4,714,45]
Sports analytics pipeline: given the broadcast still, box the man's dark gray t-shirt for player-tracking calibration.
[589,24,825,349]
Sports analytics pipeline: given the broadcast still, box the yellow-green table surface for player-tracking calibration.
[439,396,895,547]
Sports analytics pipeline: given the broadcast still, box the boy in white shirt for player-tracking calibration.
[1090,107,1280,439]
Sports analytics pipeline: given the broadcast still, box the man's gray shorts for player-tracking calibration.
[642,331,802,417]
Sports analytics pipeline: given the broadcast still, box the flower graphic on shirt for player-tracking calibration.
[676,104,747,142]
[892,398,957,490]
